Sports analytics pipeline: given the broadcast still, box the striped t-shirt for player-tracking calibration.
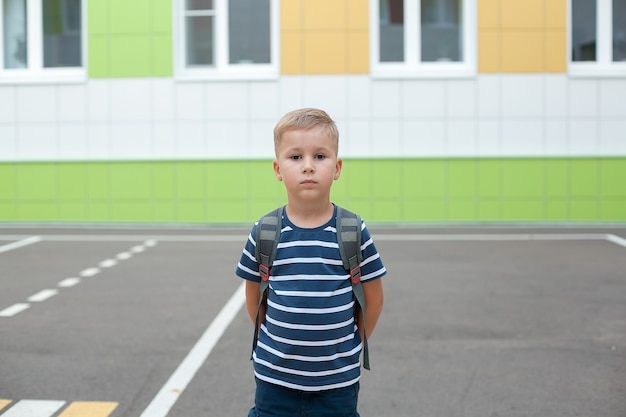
[236,205,387,391]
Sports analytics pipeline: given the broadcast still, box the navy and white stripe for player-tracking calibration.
[236,205,386,391]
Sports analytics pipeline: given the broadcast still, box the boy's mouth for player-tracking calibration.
[301,179,317,185]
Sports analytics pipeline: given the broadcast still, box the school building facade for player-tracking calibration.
[0,0,624,224]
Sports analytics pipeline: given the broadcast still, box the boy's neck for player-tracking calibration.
[285,200,334,228]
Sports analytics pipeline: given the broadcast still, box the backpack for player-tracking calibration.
[251,205,371,370]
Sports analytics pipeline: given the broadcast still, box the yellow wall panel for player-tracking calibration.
[347,32,369,73]
[501,0,544,29]
[478,31,500,72]
[281,33,304,74]
[545,31,567,72]
[501,32,544,72]
[478,0,500,29]
[545,0,567,29]
[348,0,369,29]
[281,0,302,31]
[304,0,346,30]
[304,33,347,74]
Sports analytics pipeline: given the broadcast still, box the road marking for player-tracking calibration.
[145,239,157,247]
[56,401,118,417]
[139,282,246,417]
[0,400,65,417]
[80,268,100,277]
[116,252,132,260]
[99,259,117,268]
[58,278,81,288]
[0,303,30,318]
[606,234,626,248]
[27,289,59,303]
[0,236,41,254]
[130,245,145,253]
[0,400,11,412]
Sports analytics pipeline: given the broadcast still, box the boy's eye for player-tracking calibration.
[290,155,301,160]
[315,154,326,160]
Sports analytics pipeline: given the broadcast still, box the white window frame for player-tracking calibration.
[0,0,86,84]
[569,0,626,77]
[173,0,279,81]
[370,0,476,79]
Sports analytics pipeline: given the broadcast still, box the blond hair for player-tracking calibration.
[273,108,339,156]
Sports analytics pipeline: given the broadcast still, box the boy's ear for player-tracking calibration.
[334,158,343,180]
[273,160,283,181]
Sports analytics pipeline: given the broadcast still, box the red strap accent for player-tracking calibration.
[350,266,361,284]
[259,264,270,281]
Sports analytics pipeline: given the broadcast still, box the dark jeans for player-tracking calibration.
[248,378,360,417]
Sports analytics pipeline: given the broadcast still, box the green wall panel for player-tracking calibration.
[1,158,625,224]
[88,0,173,78]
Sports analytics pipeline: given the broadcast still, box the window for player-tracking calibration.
[371,0,476,78]
[0,0,85,83]
[570,0,626,76]
[175,0,279,80]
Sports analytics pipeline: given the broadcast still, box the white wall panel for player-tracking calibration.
[176,122,205,158]
[500,120,543,155]
[371,119,401,156]
[17,86,56,123]
[447,120,477,156]
[402,120,446,156]
[372,81,401,118]
[544,75,568,118]
[58,85,87,122]
[476,120,500,156]
[152,80,176,121]
[0,86,16,123]
[0,125,17,159]
[501,75,544,118]
[249,82,280,120]
[569,120,598,155]
[599,81,626,118]
[600,120,626,154]
[175,83,205,121]
[109,80,152,122]
[58,124,88,159]
[205,83,248,120]
[3,75,626,162]
[109,123,151,159]
[87,81,110,122]
[401,81,444,119]
[446,80,476,118]
[569,80,598,118]
[476,76,500,118]
[18,124,57,159]
[346,76,371,119]
[303,76,348,120]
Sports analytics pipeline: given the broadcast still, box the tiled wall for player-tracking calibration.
[1,0,625,224]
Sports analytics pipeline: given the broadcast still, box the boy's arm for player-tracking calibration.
[358,278,384,339]
[245,280,265,329]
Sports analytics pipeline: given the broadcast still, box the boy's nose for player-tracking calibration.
[302,156,315,172]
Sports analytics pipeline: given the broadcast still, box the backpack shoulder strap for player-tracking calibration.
[251,206,283,358]
[336,206,371,370]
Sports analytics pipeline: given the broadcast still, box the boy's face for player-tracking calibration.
[273,127,342,204]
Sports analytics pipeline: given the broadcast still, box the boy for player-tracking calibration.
[236,108,386,417]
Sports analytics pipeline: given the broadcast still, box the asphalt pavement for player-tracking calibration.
[1,225,625,417]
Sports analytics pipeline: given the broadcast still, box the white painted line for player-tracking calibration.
[116,252,132,260]
[27,289,59,303]
[373,233,609,241]
[0,236,41,254]
[0,399,66,417]
[606,234,626,248]
[80,268,100,277]
[145,239,157,247]
[99,259,118,268]
[131,245,146,253]
[139,282,246,417]
[58,277,81,288]
[0,303,30,318]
